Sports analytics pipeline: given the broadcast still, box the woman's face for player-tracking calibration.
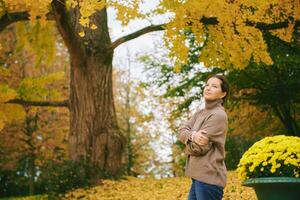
[203,77,226,101]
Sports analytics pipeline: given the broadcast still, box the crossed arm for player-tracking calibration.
[178,111,228,156]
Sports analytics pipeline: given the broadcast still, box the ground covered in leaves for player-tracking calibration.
[62,171,256,200]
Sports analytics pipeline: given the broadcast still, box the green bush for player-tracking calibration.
[225,135,261,170]
[40,159,90,198]
[0,169,27,197]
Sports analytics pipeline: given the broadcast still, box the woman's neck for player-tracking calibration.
[205,98,223,110]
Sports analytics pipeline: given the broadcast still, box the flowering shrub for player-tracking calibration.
[237,135,300,181]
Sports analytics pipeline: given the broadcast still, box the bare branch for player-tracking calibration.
[6,99,69,108]
[108,23,166,50]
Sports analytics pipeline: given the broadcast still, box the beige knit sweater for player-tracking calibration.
[178,98,228,187]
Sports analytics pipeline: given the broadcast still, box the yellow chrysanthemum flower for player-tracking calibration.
[236,135,300,181]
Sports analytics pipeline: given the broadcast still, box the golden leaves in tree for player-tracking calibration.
[0,83,25,131]
[109,0,144,26]
[18,72,65,101]
[0,84,17,103]
[66,0,105,36]
[3,0,51,24]
[0,71,65,132]
[70,0,144,36]
[15,21,56,67]
[2,0,298,69]
[159,0,298,69]
[0,104,25,131]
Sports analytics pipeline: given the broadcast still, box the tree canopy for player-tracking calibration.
[1,0,299,68]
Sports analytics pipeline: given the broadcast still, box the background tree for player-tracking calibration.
[227,32,300,136]
[0,25,69,196]
[0,0,299,180]
[113,66,156,177]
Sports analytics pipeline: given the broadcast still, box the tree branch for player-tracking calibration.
[246,19,298,31]
[0,12,30,32]
[200,16,300,30]
[6,99,69,108]
[108,23,166,50]
[108,16,300,51]
[0,11,55,33]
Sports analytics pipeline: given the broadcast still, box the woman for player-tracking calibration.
[178,74,229,200]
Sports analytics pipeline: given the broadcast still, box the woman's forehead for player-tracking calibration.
[207,77,222,85]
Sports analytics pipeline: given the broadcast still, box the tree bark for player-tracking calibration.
[68,54,125,177]
[272,104,299,136]
[51,1,125,179]
[23,111,38,195]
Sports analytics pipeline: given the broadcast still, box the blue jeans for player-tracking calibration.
[188,179,224,200]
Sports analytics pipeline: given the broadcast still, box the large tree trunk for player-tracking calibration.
[69,54,125,177]
[52,2,125,180]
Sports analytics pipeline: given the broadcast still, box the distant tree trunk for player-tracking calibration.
[125,55,134,176]
[28,154,35,195]
[52,2,125,180]
[272,104,299,136]
[23,111,38,195]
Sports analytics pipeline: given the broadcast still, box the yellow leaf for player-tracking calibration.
[79,31,85,37]
[0,119,4,131]
[0,84,17,103]
[91,24,97,30]
[0,103,26,123]
[173,65,181,73]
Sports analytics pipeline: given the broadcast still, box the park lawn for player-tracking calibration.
[62,171,256,200]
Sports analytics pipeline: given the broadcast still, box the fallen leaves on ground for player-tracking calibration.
[63,171,257,200]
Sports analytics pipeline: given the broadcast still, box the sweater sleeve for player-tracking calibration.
[184,141,212,156]
[201,111,228,145]
[184,110,228,156]
[178,111,199,145]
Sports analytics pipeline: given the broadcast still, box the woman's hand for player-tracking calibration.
[192,130,209,146]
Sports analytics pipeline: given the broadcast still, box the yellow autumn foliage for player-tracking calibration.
[18,71,65,101]
[1,0,298,69]
[0,84,17,102]
[15,21,56,66]
[160,0,299,69]
[62,171,256,200]
[0,84,25,131]
[0,71,65,131]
